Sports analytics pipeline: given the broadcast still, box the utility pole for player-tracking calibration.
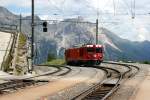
[79,33,80,44]
[31,0,34,71]
[19,14,22,33]
[96,19,98,44]
[96,0,99,44]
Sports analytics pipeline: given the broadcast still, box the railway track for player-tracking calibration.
[103,62,140,78]
[0,63,139,98]
[36,65,72,77]
[73,62,139,100]
[0,79,49,94]
[57,66,72,76]
[73,66,122,100]
[0,65,72,95]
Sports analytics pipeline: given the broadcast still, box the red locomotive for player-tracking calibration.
[65,44,104,65]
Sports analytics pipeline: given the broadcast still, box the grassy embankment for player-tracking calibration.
[142,61,150,65]
[15,33,27,75]
[44,52,66,66]
[3,33,27,72]
[45,59,65,65]
[18,33,26,48]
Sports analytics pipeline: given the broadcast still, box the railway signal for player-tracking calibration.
[96,19,98,44]
[42,21,48,32]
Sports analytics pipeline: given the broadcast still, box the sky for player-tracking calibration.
[0,0,150,41]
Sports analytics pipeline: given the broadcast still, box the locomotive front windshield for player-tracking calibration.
[96,48,103,53]
[87,47,103,53]
[87,48,94,52]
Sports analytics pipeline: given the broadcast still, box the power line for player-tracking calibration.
[113,0,116,15]
[47,0,66,15]
[132,0,136,19]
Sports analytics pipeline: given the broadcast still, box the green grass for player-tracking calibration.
[45,59,66,65]
[15,33,27,75]
[18,33,26,48]
[3,54,13,72]
[142,61,150,64]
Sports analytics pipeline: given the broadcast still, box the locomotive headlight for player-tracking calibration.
[87,45,93,47]
[96,45,102,47]
[93,54,97,57]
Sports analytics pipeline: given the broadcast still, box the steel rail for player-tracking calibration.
[0,65,61,92]
[0,65,72,94]
[23,65,62,80]
[73,62,139,100]
[103,61,140,78]
[0,65,62,94]
[0,79,49,94]
[72,66,122,100]
[37,65,72,76]
[91,66,122,100]
[57,66,72,76]
[128,64,140,77]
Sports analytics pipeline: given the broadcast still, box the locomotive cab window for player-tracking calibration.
[87,48,94,52]
[96,48,103,53]
[80,48,83,56]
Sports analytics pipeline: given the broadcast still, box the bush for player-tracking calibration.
[18,33,26,47]
[45,59,65,65]
[143,61,150,64]
[47,53,56,62]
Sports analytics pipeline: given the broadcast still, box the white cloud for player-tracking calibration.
[0,0,150,41]
[137,32,146,41]
[101,15,150,41]
[1,0,150,16]
[0,0,31,7]
[134,17,150,41]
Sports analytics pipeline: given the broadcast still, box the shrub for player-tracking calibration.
[143,61,150,64]
[47,53,56,62]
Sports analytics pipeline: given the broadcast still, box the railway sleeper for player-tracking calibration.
[0,79,49,94]
[84,96,104,100]
[82,83,120,100]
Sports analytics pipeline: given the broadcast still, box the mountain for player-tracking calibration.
[0,6,150,64]
[100,28,150,61]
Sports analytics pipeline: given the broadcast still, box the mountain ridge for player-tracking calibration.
[0,6,150,63]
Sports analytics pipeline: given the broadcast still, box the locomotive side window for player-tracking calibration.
[96,48,103,53]
[80,48,83,56]
[87,48,94,52]
[67,51,70,57]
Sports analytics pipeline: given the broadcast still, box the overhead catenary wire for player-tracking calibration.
[113,0,116,16]
[121,0,136,18]
[132,0,136,19]
[47,0,66,19]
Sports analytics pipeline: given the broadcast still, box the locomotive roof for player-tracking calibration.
[82,44,103,47]
[66,44,103,50]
